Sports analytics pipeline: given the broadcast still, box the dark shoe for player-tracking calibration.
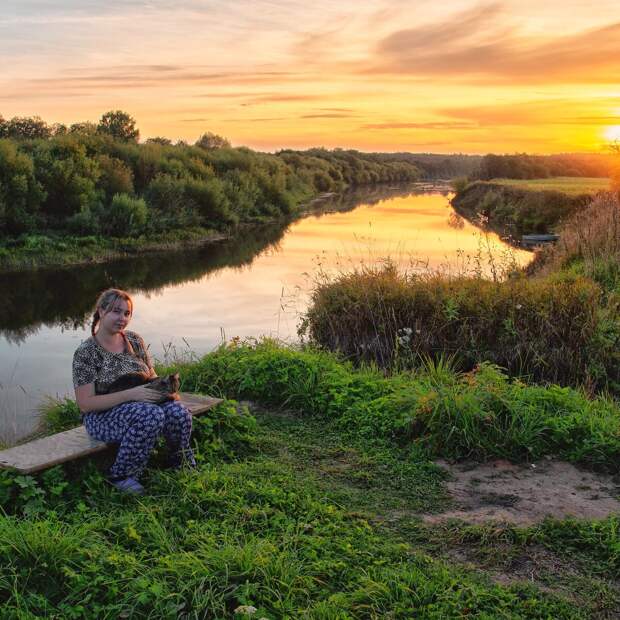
[108,476,145,495]
[167,450,197,471]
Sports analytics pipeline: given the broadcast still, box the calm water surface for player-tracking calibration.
[0,186,530,444]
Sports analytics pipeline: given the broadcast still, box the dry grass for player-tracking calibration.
[529,192,620,280]
[489,177,610,196]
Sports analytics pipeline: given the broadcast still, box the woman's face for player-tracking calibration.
[99,298,132,334]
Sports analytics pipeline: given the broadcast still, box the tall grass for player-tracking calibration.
[451,181,593,235]
[529,192,620,292]
[299,262,619,393]
[170,340,620,470]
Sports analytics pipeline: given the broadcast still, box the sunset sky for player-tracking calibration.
[2,0,620,153]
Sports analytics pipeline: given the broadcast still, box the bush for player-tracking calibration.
[300,263,620,392]
[451,181,590,235]
[529,193,620,288]
[0,139,45,234]
[173,340,620,469]
[101,193,148,235]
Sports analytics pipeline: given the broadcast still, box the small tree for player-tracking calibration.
[2,116,51,140]
[69,121,99,136]
[195,132,231,150]
[103,193,148,235]
[97,110,139,142]
[146,136,172,146]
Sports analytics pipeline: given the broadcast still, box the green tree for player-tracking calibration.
[32,136,101,221]
[97,110,139,142]
[146,136,172,146]
[96,154,134,202]
[1,116,51,140]
[69,121,99,136]
[102,193,148,235]
[0,140,45,234]
[195,132,230,150]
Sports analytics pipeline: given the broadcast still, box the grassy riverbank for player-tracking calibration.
[302,188,620,394]
[450,179,601,237]
[0,227,227,271]
[2,342,619,617]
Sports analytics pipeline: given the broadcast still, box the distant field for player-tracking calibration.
[488,177,610,196]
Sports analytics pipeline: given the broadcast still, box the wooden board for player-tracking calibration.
[0,393,223,474]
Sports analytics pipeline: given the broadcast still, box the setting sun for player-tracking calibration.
[604,125,620,142]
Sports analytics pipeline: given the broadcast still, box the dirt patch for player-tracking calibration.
[426,458,620,525]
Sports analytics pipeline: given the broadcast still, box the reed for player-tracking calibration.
[299,262,619,393]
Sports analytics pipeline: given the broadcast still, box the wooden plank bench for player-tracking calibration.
[0,393,223,475]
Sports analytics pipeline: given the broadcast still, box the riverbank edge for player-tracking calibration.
[0,182,456,274]
[0,188,371,273]
[450,180,598,242]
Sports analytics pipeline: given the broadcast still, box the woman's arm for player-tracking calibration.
[75,382,163,414]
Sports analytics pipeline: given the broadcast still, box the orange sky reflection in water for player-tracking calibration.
[132,193,531,349]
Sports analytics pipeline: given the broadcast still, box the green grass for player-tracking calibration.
[488,177,610,196]
[162,340,620,472]
[3,388,619,618]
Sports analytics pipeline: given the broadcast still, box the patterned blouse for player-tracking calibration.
[72,330,154,394]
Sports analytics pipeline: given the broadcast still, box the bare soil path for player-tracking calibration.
[426,458,620,525]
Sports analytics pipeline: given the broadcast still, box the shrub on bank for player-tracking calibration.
[299,263,619,393]
[451,181,592,235]
[169,340,620,470]
[529,192,620,293]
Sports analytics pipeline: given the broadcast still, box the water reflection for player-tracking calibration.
[0,184,529,444]
[0,183,440,342]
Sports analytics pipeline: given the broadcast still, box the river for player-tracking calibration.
[0,184,531,445]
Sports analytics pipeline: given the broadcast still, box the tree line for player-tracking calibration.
[475,153,613,181]
[0,111,422,237]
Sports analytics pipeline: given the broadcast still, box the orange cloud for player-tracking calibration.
[369,5,620,84]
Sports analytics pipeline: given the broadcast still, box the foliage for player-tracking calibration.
[0,115,52,140]
[0,112,422,250]
[102,193,148,235]
[172,340,620,470]
[451,180,593,236]
[195,131,231,150]
[0,139,45,234]
[30,135,101,223]
[300,262,620,393]
[476,153,613,180]
[97,110,140,142]
[529,192,620,292]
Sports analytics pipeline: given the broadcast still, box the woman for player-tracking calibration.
[73,288,195,494]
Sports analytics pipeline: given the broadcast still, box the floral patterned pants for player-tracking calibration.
[84,400,195,480]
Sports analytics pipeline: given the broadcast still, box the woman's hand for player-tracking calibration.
[128,385,167,404]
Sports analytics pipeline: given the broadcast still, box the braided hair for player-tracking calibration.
[91,288,133,337]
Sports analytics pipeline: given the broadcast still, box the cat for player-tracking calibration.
[103,372,181,401]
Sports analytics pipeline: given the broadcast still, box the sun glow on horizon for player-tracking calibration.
[604,125,620,143]
[3,1,620,153]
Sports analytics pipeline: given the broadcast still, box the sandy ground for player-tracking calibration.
[426,458,620,525]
